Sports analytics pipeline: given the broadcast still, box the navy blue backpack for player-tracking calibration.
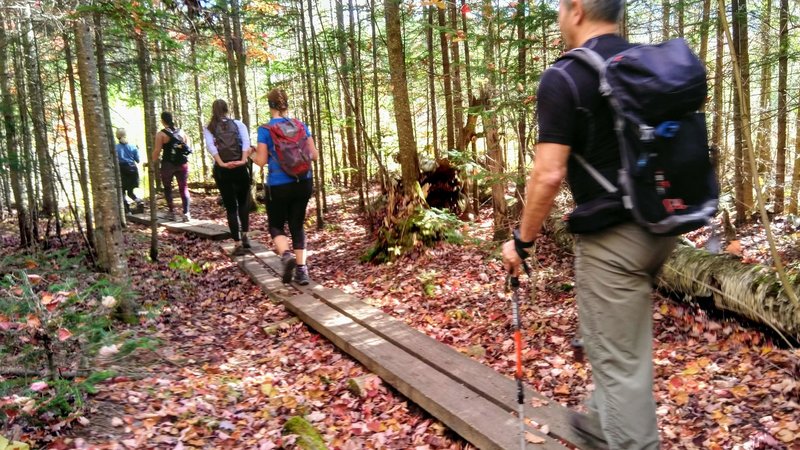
[565,39,719,236]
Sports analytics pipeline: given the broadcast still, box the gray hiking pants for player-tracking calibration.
[575,221,677,450]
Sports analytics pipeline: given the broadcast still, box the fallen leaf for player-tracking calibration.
[57,328,72,342]
[525,432,546,444]
[29,381,48,392]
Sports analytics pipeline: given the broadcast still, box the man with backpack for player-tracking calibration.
[204,99,252,256]
[502,0,716,448]
[251,89,318,285]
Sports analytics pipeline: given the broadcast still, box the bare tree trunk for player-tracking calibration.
[136,33,159,261]
[699,0,711,67]
[712,13,724,151]
[384,0,419,194]
[787,106,800,215]
[74,14,128,279]
[339,0,361,207]
[64,31,94,246]
[438,6,454,153]
[461,0,478,216]
[426,7,438,157]
[190,38,207,180]
[449,1,464,148]
[93,12,126,226]
[308,0,327,211]
[662,0,671,40]
[515,0,527,201]
[349,0,366,209]
[0,23,33,247]
[774,0,788,213]
[755,0,772,177]
[21,3,57,218]
[222,14,241,120]
[369,0,384,189]
[231,0,249,128]
[731,0,754,223]
[483,0,509,240]
[12,38,39,243]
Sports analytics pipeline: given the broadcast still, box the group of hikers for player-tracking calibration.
[116,88,317,286]
[113,0,720,447]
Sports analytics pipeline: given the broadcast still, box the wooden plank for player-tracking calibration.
[126,212,170,225]
[285,294,564,450]
[255,250,582,447]
[164,221,230,240]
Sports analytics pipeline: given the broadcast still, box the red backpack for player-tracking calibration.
[263,118,313,178]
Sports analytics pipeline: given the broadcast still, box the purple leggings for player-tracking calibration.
[160,161,190,214]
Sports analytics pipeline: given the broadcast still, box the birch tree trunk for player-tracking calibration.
[74,14,128,279]
[384,0,419,194]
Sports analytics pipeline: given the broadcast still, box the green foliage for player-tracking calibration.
[417,270,438,297]
[168,255,206,274]
[0,249,153,426]
[363,200,465,263]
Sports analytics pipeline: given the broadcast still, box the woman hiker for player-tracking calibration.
[203,99,252,256]
[152,111,192,222]
[252,89,318,285]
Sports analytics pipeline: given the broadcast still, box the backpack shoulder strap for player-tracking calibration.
[563,47,613,97]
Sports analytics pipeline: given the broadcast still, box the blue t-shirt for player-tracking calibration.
[257,117,313,186]
[116,143,139,169]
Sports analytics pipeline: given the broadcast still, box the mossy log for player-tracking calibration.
[283,416,328,450]
[546,219,800,342]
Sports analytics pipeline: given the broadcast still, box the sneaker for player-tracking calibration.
[182,212,192,222]
[165,211,177,221]
[241,234,251,249]
[281,252,296,284]
[568,411,609,450]
[231,244,247,257]
[294,265,310,286]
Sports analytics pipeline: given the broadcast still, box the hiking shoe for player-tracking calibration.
[568,411,609,450]
[294,265,310,286]
[281,252,296,284]
[165,211,177,221]
[231,244,247,257]
[241,234,251,249]
[182,212,192,222]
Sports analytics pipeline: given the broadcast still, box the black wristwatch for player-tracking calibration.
[513,228,534,259]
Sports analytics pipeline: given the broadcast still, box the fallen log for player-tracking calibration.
[545,218,800,343]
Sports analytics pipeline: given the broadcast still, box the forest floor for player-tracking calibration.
[1,190,799,450]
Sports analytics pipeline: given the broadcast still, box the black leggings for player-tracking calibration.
[213,165,251,241]
[266,178,313,250]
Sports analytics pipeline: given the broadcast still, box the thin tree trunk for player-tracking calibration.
[74,13,128,279]
[483,0,509,240]
[699,0,711,68]
[349,0,365,209]
[515,0,527,201]
[12,39,38,243]
[438,6,454,153]
[427,7,438,157]
[339,0,361,207]
[384,0,419,194]
[308,0,327,211]
[712,13,724,151]
[64,31,94,246]
[135,33,159,262]
[0,23,33,247]
[369,0,384,189]
[731,0,754,223]
[662,0,671,40]
[93,12,126,225]
[231,0,250,128]
[21,4,57,219]
[461,0,478,216]
[222,14,241,120]
[449,1,463,148]
[787,107,800,215]
[774,0,788,213]
[190,38,207,180]
[755,0,772,177]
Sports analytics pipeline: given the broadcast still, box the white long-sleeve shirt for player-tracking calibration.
[203,118,251,158]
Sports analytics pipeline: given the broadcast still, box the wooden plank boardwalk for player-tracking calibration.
[126,212,230,240]
[224,242,586,450]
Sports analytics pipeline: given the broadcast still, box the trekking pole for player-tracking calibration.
[507,261,532,450]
